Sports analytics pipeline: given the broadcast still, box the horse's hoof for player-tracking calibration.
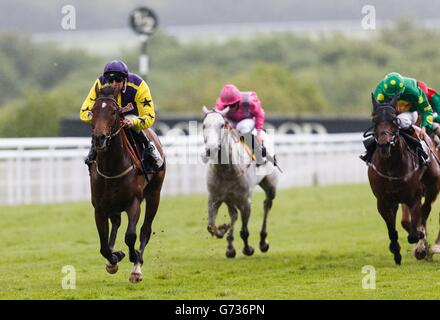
[260,241,269,253]
[226,248,236,259]
[216,224,230,239]
[106,263,118,274]
[407,235,419,244]
[394,255,402,265]
[129,272,143,283]
[243,246,254,256]
[431,244,440,254]
[414,249,427,260]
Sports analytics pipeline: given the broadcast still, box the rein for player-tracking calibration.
[367,161,420,182]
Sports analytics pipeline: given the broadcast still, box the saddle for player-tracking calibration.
[121,128,143,174]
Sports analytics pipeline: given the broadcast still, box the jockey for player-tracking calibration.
[215,84,274,166]
[360,72,433,165]
[80,60,163,172]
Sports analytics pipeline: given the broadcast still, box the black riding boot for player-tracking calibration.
[359,136,376,163]
[85,137,97,167]
[132,131,164,173]
[400,126,429,166]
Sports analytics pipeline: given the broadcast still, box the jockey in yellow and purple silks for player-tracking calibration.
[360,72,433,165]
[80,60,163,172]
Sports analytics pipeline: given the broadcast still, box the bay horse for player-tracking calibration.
[368,93,440,264]
[90,86,166,282]
[202,106,278,258]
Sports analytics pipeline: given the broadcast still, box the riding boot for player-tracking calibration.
[417,147,430,166]
[85,137,97,167]
[142,141,164,172]
[359,136,376,163]
[400,126,429,166]
[131,130,164,173]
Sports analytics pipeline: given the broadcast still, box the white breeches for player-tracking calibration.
[397,111,418,129]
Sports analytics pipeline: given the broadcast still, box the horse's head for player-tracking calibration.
[202,106,230,159]
[91,85,122,151]
[371,93,400,159]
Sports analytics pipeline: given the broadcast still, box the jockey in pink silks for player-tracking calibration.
[215,84,277,167]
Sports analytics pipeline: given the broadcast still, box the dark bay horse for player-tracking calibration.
[90,86,166,282]
[368,93,440,264]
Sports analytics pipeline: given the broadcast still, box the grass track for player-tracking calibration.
[2,184,440,300]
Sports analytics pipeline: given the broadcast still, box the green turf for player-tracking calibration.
[2,184,440,300]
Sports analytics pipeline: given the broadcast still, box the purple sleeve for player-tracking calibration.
[248,93,265,129]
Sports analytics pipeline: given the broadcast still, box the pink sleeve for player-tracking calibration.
[248,93,265,129]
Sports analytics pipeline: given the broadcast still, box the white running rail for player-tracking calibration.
[0,133,367,205]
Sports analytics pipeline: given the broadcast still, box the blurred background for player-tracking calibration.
[1,0,440,137]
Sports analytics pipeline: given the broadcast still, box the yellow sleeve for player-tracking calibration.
[132,81,156,131]
[80,79,103,123]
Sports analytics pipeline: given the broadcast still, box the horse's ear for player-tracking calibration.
[371,93,380,111]
[390,93,400,108]
[202,105,210,114]
[220,106,230,116]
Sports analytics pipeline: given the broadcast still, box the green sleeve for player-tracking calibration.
[416,89,433,131]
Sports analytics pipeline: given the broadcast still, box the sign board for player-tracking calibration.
[129,7,158,35]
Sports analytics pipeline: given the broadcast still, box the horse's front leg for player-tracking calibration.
[139,183,162,266]
[95,210,124,274]
[108,214,125,259]
[377,200,401,264]
[125,198,142,283]
[259,176,277,253]
[407,199,424,244]
[239,197,254,256]
[207,196,228,239]
[225,203,238,258]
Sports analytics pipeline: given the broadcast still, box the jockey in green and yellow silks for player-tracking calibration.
[80,60,163,172]
[373,72,434,133]
[360,72,433,165]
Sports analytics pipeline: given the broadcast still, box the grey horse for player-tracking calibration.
[202,106,278,258]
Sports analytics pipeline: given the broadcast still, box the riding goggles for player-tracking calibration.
[105,73,125,83]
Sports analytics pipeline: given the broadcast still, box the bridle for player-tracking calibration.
[203,110,228,161]
[92,96,125,150]
[368,105,420,181]
[91,96,135,179]
[372,105,400,149]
